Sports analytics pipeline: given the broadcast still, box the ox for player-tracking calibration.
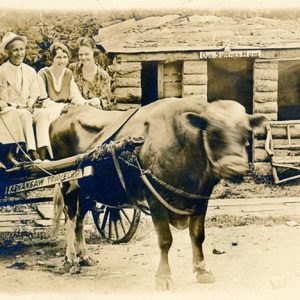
[50,97,265,290]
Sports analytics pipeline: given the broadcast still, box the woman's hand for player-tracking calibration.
[88,98,101,109]
[33,98,44,109]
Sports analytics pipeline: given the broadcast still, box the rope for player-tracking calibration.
[118,154,211,200]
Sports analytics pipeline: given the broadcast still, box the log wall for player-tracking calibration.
[108,61,142,103]
[252,60,279,176]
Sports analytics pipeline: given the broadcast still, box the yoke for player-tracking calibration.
[265,120,300,184]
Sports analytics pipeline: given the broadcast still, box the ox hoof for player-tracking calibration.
[79,257,98,267]
[155,275,175,291]
[64,261,81,274]
[196,270,216,283]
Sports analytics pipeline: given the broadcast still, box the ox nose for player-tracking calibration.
[218,156,248,180]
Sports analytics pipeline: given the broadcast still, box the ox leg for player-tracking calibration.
[150,205,175,290]
[189,214,216,283]
[75,206,98,266]
[63,184,81,274]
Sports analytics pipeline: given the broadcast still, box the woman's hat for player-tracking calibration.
[0,32,27,52]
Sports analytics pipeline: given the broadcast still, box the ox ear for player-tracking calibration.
[248,114,268,129]
[184,112,208,130]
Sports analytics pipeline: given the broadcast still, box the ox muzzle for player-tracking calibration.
[215,155,249,182]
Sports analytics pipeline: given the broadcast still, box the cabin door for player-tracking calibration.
[141,61,183,106]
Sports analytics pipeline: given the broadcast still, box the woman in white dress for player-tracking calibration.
[34,41,90,160]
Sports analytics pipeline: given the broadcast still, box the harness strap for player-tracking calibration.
[90,108,140,148]
[139,172,192,216]
[135,159,192,216]
[111,144,127,193]
[203,131,220,178]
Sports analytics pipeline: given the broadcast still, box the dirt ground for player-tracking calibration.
[0,206,300,300]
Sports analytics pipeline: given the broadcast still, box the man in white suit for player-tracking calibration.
[0,32,40,162]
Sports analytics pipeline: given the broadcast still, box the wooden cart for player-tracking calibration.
[0,137,144,244]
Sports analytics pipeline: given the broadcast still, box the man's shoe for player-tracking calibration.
[7,157,20,167]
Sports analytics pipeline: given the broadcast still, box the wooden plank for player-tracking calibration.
[116,52,201,62]
[164,63,182,76]
[157,63,164,99]
[254,61,278,70]
[108,62,142,75]
[4,168,92,196]
[183,74,207,85]
[95,19,136,41]
[0,214,39,221]
[255,80,278,92]
[270,125,300,138]
[121,70,140,78]
[254,138,300,148]
[272,156,300,164]
[135,15,180,32]
[183,60,207,75]
[182,84,207,96]
[113,87,141,103]
[253,101,278,113]
[253,91,277,103]
[163,82,182,98]
[36,203,55,220]
[163,74,182,83]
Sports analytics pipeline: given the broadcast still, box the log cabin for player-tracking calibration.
[94,13,300,178]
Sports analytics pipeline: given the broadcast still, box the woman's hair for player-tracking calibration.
[76,36,100,55]
[49,41,70,59]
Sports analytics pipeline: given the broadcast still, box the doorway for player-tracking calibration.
[141,61,158,106]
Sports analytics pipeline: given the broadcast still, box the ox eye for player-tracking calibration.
[209,130,226,146]
[210,130,223,140]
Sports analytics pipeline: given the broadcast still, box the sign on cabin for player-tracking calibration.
[199,50,261,59]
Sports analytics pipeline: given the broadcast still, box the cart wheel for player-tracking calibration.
[91,204,141,244]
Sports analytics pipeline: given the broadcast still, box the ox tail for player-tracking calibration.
[52,183,65,237]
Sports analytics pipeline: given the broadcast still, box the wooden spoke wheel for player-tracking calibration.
[91,204,141,244]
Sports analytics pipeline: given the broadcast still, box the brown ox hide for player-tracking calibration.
[50,97,266,289]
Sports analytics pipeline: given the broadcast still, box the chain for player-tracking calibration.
[118,155,210,200]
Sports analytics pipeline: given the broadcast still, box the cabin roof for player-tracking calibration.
[94,15,300,54]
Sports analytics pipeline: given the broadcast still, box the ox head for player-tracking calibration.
[182,100,266,181]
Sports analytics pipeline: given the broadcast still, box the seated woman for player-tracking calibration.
[0,100,26,169]
[69,36,111,108]
[34,41,91,160]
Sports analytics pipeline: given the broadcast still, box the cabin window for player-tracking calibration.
[278,59,300,120]
[207,58,255,114]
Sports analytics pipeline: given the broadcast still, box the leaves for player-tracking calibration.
[0,10,109,70]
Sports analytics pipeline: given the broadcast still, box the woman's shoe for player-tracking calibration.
[0,161,6,171]
[28,150,40,161]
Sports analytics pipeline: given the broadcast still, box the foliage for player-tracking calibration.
[0,10,112,70]
[1,7,300,71]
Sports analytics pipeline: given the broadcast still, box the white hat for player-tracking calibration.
[0,32,27,52]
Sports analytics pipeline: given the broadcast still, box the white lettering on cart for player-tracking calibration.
[4,169,86,195]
